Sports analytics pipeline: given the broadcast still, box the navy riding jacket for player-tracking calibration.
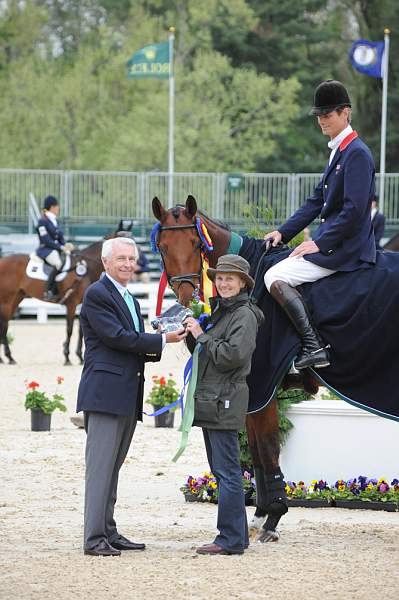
[36,215,66,259]
[278,134,376,271]
[77,276,162,418]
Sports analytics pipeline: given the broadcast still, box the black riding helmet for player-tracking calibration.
[310,80,351,116]
[43,195,59,210]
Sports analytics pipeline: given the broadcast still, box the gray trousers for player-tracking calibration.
[84,411,137,550]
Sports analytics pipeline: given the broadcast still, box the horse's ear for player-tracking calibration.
[185,195,197,219]
[152,197,167,222]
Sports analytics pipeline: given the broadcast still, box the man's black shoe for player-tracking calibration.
[111,534,146,551]
[84,540,121,557]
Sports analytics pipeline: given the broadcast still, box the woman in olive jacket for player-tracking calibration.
[184,254,264,556]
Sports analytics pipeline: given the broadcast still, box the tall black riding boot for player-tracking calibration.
[269,280,330,369]
[43,267,58,301]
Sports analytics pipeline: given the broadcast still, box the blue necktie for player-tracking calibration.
[124,289,140,332]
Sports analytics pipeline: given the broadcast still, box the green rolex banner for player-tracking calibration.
[126,42,170,78]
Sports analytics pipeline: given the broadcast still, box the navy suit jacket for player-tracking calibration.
[372,211,385,249]
[77,276,162,418]
[36,216,66,259]
[279,135,376,271]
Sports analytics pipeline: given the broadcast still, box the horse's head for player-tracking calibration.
[152,195,202,306]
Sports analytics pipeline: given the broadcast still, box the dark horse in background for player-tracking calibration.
[0,239,106,365]
[152,195,399,543]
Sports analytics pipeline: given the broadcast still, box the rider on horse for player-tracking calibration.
[36,195,73,301]
[264,80,376,370]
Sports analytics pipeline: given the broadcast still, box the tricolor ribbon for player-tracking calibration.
[172,344,200,462]
[201,255,215,306]
[196,218,213,252]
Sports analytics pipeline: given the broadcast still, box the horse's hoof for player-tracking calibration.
[64,359,72,366]
[8,358,16,365]
[249,526,259,541]
[257,529,280,543]
[248,515,266,540]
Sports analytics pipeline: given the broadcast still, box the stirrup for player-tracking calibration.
[43,290,57,302]
[294,345,331,370]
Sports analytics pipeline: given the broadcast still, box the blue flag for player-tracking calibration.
[126,42,170,78]
[349,39,385,78]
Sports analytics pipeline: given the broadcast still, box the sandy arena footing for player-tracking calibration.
[1,320,398,600]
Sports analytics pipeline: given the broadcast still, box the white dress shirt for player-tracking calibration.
[46,211,58,227]
[328,124,353,165]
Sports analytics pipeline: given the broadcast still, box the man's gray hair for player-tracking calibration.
[101,236,138,259]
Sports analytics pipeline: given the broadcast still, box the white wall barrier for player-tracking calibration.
[280,399,399,483]
[18,282,176,323]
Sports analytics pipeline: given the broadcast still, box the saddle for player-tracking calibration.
[241,236,399,421]
[26,253,88,282]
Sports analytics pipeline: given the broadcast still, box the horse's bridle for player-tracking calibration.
[156,222,204,293]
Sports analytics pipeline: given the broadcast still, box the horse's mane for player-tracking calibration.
[198,210,231,231]
[198,210,231,232]
[171,204,230,231]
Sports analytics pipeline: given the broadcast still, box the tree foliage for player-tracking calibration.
[0,0,397,172]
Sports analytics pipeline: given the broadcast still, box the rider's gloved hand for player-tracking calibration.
[62,242,75,253]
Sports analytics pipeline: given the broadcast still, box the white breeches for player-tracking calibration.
[264,256,335,291]
[45,250,63,270]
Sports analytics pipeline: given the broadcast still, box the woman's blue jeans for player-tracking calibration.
[202,428,249,553]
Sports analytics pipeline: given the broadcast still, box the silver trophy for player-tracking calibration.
[151,302,193,333]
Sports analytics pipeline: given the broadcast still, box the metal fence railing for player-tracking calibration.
[1,169,399,232]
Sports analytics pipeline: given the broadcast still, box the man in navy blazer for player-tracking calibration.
[264,80,376,370]
[77,236,186,556]
[371,196,386,250]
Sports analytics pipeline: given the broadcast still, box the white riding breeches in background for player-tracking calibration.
[45,250,63,270]
[264,256,335,291]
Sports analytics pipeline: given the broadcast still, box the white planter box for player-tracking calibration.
[280,400,399,484]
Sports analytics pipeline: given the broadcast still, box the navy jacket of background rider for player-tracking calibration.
[372,211,385,250]
[278,135,376,271]
[36,215,66,259]
[77,276,162,418]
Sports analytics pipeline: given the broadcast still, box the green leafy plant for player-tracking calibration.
[24,377,67,414]
[320,387,340,400]
[147,374,179,410]
[242,203,304,247]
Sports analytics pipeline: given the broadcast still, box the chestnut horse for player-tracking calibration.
[0,240,105,365]
[152,195,315,542]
